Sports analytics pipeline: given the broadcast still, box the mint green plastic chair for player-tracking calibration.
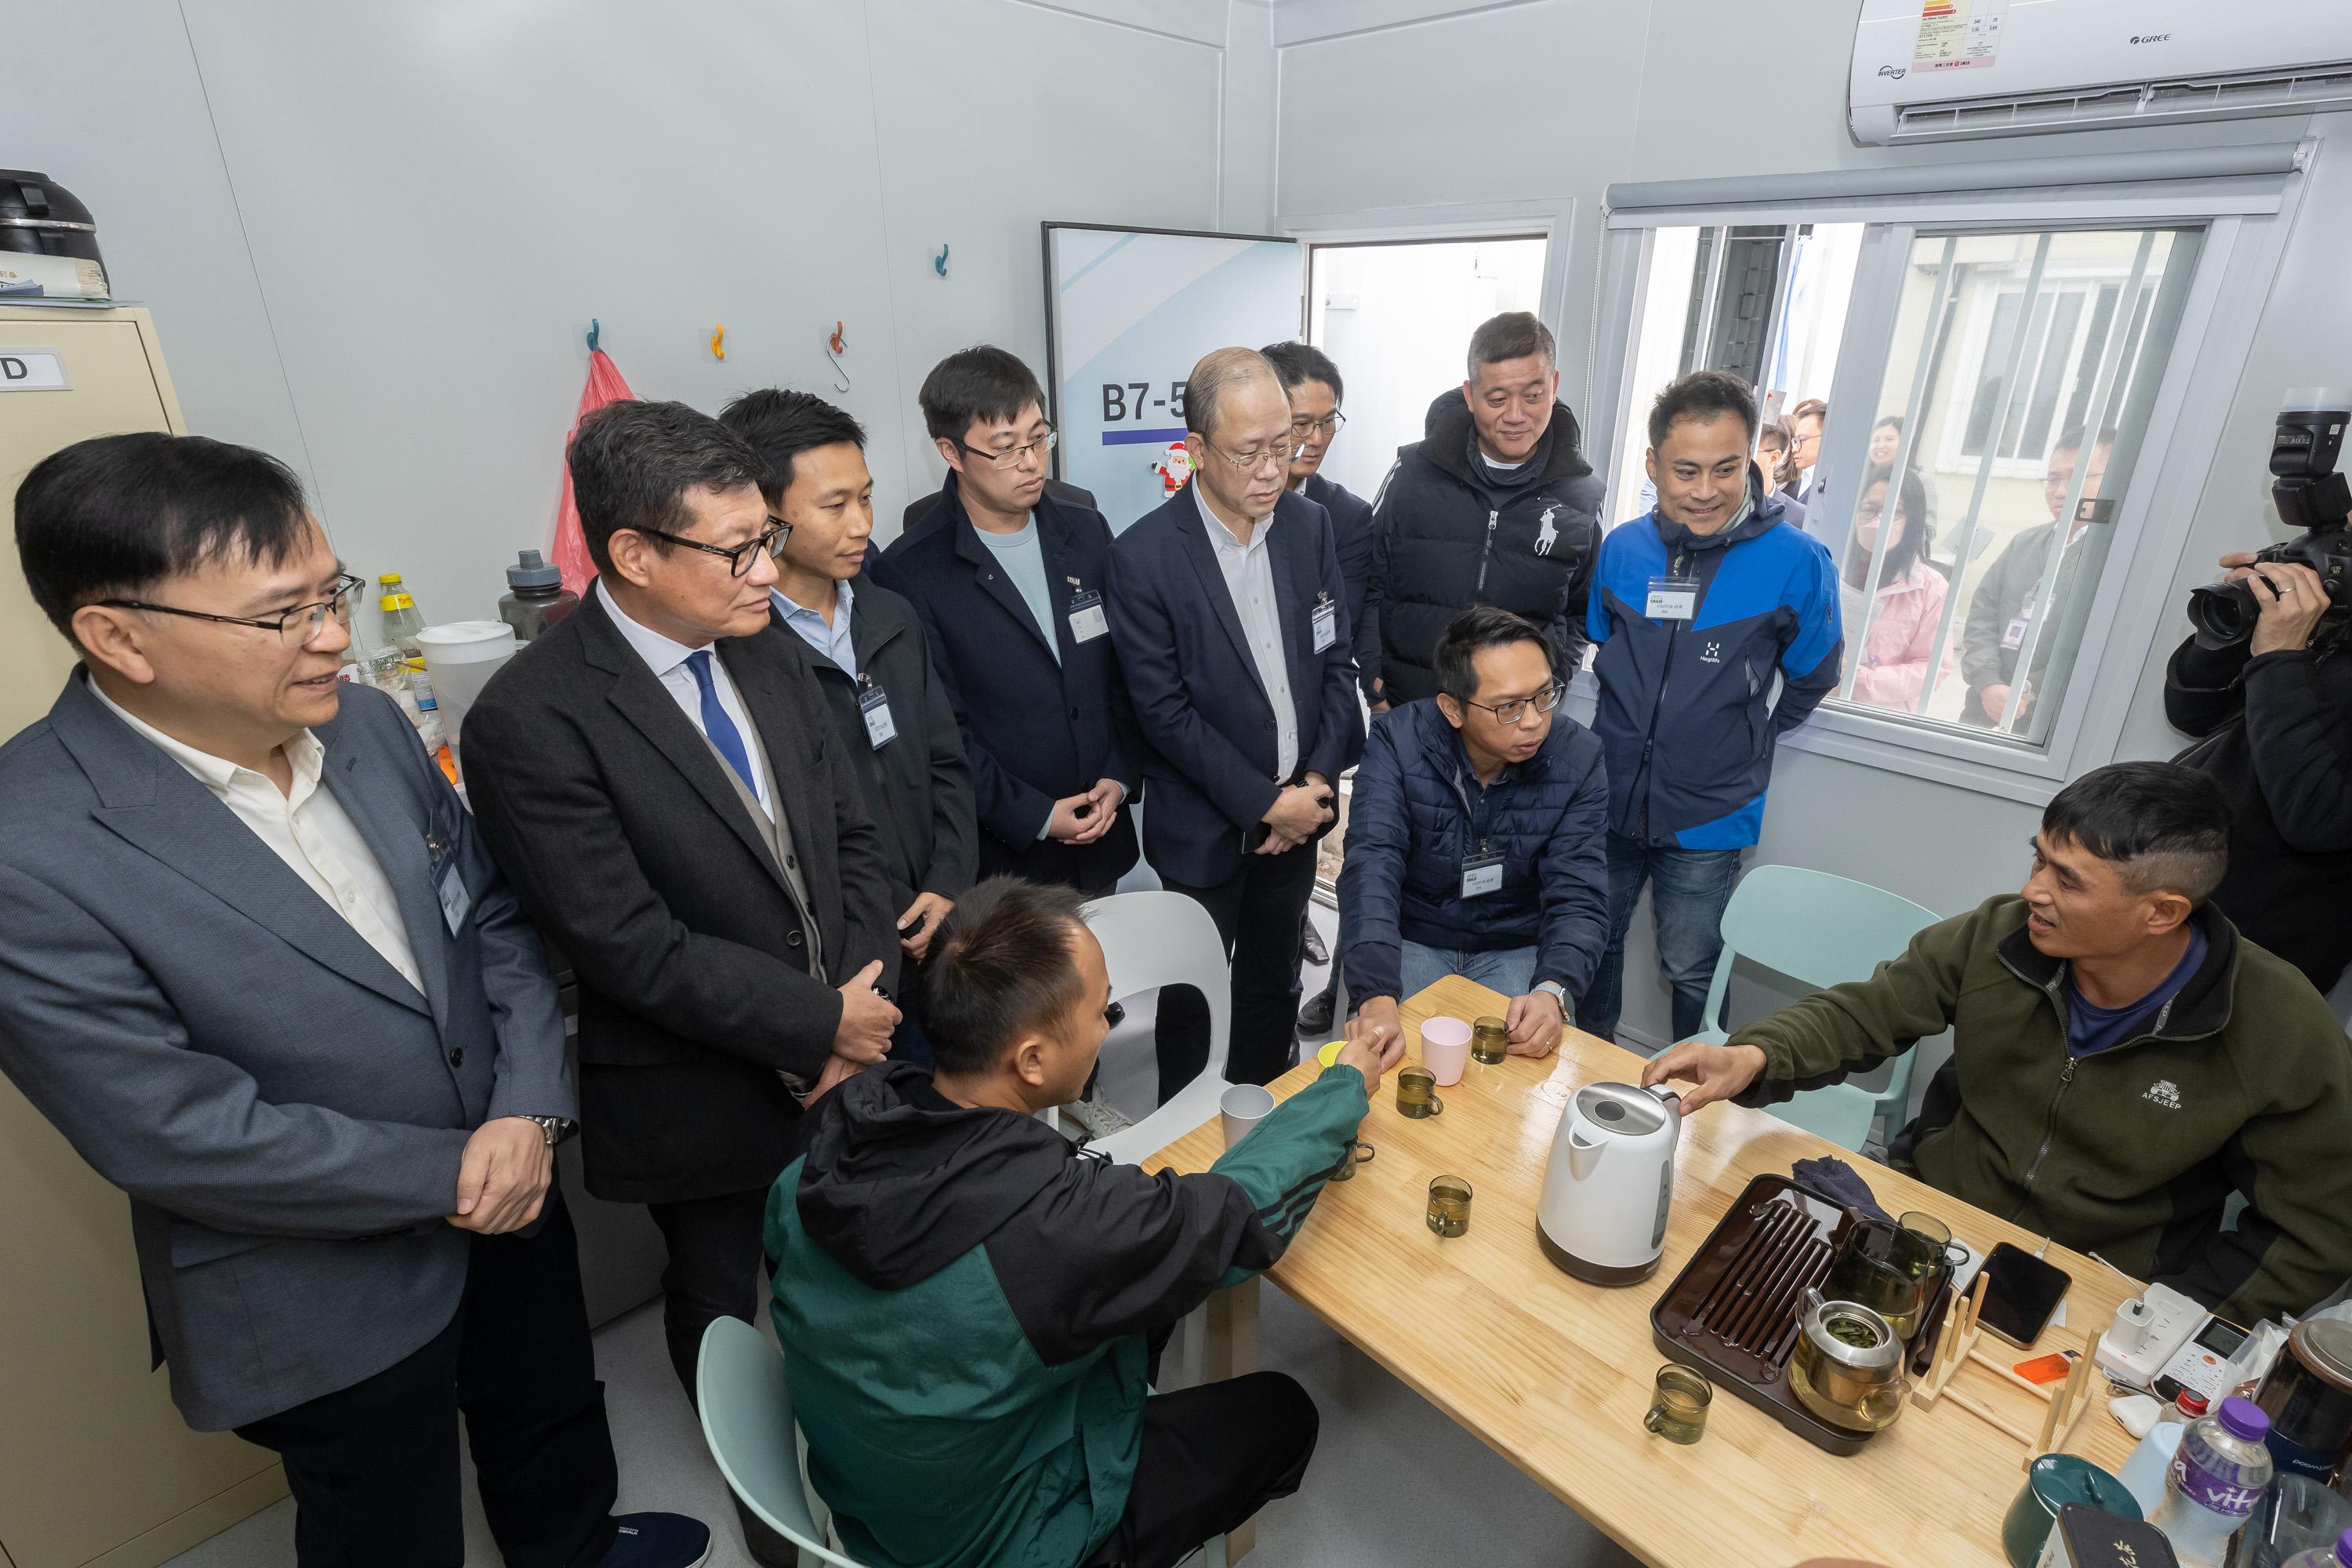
[698,1317,867,1568]
[1690,864,1940,1152]
[696,1318,1229,1568]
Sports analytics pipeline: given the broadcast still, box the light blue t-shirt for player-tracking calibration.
[976,518,1058,666]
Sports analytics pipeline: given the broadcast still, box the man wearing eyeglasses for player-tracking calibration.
[0,433,710,1567]
[878,348,1141,908]
[1338,606,1610,1062]
[1107,348,1366,1091]
[461,402,899,1560]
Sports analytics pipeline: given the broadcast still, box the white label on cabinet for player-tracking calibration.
[0,350,68,390]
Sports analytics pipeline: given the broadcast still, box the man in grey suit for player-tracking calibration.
[0,434,709,1568]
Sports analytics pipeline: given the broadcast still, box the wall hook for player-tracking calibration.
[933,243,950,278]
[826,321,850,392]
[586,318,601,354]
[710,322,726,361]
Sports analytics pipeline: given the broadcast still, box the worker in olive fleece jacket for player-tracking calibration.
[1646,762,2352,1327]
[765,877,1401,1568]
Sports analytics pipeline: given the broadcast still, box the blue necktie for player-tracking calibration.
[684,650,759,801]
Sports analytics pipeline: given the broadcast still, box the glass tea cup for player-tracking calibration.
[1329,1141,1375,1181]
[1471,1016,1510,1065]
[1426,1175,1472,1237]
[1396,1066,1443,1119]
[1643,1363,1713,1444]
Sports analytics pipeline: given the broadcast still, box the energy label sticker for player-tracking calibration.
[1912,0,2008,72]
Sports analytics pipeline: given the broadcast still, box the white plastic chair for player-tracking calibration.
[1690,864,1940,1152]
[1082,891,1236,1165]
[698,1317,869,1568]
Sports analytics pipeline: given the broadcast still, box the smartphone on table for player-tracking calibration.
[1978,1241,2073,1348]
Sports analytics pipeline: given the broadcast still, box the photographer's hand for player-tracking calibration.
[2237,559,2328,656]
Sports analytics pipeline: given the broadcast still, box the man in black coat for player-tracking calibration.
[876,346,1141,898]
[461,401,902,1443]
[1108,348,1365,1092]
[1359,311,1603,712]
[2169,545,2352,994]
[720,388,978,1069]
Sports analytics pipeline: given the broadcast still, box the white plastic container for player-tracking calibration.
[413,621,518,745]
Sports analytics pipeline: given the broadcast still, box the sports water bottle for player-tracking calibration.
[2150,1396,2273,1568]
[2282,1528,2352,1568]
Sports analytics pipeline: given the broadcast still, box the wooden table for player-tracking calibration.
[1148,975,2141,1568]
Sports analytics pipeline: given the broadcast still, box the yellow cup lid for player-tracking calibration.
[1316,1040,1346,1069]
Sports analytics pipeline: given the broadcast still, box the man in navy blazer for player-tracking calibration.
[1108,348,1365,1091]
[0,434,706,1568]
[876,346,1139,898]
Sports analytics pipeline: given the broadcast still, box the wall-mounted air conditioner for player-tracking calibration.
[1851,0,2352,147]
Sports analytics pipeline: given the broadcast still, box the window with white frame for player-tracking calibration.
[1585,145,2302,796]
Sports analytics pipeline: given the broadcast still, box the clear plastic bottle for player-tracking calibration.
[2151,1396,2274,1568]
[375,573,438,717]
[2282,1528,2352,1568]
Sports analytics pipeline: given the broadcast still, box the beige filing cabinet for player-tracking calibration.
[0,304,289,1567]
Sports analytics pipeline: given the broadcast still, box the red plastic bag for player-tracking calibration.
[550,347,637,595]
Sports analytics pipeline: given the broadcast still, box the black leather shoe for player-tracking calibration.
[1296,985,1336,1036]
[1301,923,1330,967]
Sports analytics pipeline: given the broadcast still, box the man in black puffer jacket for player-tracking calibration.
[2168,545,2352,995]
[1358,312,1603,711]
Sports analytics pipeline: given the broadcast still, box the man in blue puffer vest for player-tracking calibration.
[1578,371,1842,1044]
[1336,605,1610,1060]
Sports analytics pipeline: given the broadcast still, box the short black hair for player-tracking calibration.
[2041,761,2230,904]
[2052,424,2119,456]
[16,432,311,641]
[921,877,1095,1076]
[918,347,1046,445]
[1260,340,1344,405]
[1467,311,1555,378]
[1874,414,1904,434]
[566,400,765,574]
[1433,604,1551,706]
[1649,370,1759,450]
[717,388,867,506]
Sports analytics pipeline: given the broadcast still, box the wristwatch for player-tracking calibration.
[1532,981,1572,1022]
[519,1115,573,1148]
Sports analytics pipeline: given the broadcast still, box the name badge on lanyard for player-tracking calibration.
[1311,592,1339,654]
[1068,587,1109,644]
[426,830,473,935]
[2003,593,2037,651]
[1646,576,1700,622]
[1461,842,1505,899]
[858,677,898,748]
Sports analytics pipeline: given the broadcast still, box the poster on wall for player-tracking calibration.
[1042,223,1304,532]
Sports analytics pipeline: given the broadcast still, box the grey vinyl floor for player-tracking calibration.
[166,905,1635,1568]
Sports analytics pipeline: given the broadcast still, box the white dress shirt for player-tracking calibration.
[93,684,425,994]
[600,580,775,818]
[1192,483,1298,781]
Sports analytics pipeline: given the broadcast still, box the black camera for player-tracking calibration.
[2187,390,2352,650]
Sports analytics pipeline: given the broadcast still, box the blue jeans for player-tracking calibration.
[1577,832,1743,1044]
[1396,940,1539,1004]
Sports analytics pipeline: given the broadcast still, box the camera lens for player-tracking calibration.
[2187,580,2261,651]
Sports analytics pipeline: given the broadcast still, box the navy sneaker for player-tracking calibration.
[597,1512,712,1568]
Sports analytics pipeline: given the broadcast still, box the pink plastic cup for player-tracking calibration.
[1418,1015,1472,1086]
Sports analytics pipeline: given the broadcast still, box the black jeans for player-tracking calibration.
[644,1185,772,1400]
[1158,844,1320,1094]
[1081,1372,1320,1568]
[234,1192,619,1568]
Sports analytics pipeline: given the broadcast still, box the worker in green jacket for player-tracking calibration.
[764,876,1402,1568]
[1645,760,2352,1327]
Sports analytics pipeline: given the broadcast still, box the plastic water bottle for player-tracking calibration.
[2150,1396,2274,1568]
[2281,1528,2352,1568]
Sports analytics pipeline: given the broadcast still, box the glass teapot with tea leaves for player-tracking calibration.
[1789,1287,1909,1433]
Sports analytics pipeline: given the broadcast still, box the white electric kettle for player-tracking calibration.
[1536,1081,1681,1284]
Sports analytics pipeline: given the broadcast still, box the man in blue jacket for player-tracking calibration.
[1337,606,1610,1059]
[1579,371,1842,1044]
[1108,347,1365,1092]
